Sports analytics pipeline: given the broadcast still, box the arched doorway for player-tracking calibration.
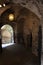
[1,24,14,48]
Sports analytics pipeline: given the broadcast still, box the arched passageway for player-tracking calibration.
[0,2,42,65]
[1,24,14,48]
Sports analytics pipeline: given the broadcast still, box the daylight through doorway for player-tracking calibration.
[1,24,14,48]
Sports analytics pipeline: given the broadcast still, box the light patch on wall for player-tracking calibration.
[2,43,14,48]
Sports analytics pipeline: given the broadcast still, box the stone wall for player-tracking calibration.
[16,6,40,56]
[23,12,40,56]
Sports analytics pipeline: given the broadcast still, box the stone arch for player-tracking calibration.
[1,24,15,48]
[0,7,16,43]
[16,16,25,44]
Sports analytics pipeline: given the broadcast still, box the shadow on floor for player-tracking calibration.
[0,44,38,65]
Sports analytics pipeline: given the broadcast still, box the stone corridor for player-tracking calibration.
[0,0,42,65]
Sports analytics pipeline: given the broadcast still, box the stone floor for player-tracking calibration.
[0,43,39,65]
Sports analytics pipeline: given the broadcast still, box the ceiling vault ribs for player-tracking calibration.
[0,0,42,19]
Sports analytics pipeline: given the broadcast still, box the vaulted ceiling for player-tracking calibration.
[0,0,42,19]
